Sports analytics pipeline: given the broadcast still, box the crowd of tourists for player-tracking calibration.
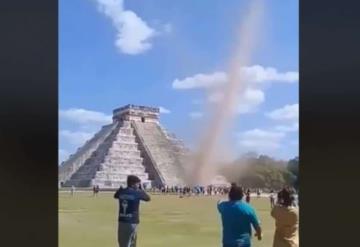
[113,175,299,247]
[144,184,285,199]
[146,185,231,196]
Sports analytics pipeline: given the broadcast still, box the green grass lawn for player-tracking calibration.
[59,192,275,247]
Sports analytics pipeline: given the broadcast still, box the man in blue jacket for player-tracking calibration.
[114,175,151,247]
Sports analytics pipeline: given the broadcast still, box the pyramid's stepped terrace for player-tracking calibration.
[161,127,190,156]
[133,121,186,186]
[59,123,118,184]
[91,121,151,189]
[59,104,201,189]
[63,123,122,187]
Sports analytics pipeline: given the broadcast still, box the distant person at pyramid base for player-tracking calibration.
[246,189,251,203]
[70,185,75,197]
[114,175,151,247]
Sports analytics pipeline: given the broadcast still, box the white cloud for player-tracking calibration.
[59,108,112,125]
[59,149,70,163]
[172,65,298,116]
[274,123,299,132]
[266,104,299,136]
[189,112,204,119]
[238,129,286,152]
[172,72,227,89]
[240,65,299,84]
[208,88,265,114]
[237,89,265,114]
[159,106,171,114]
[172,65,298,90]
[94,0,157,55]
[59,108,111,164]
[60,130,95,147]
[266,104,299,122]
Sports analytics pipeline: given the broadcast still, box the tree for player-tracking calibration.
[287,156,299,189]
[287,156,299,177]
[220,154,295,190]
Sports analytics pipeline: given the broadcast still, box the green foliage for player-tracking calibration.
[287,156,299,177]
[220,154,296,189]
[287,156,299,189]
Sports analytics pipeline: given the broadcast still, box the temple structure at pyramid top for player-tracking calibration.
[59,104,189,189]
[112,104,160,123]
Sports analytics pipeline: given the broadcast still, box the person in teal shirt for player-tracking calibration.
[217,185,262,247]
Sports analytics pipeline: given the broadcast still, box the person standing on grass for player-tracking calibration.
[70,185,75,197]
[270,190,275,208]
[245,189,251,203]
[93,185,97,197]
[217,185,262,247]
[257,189,261,198]
[96,185,100,195]
[271,188,299,247]
[114,175,151,247]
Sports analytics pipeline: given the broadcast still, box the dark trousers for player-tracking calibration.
[118,222,137,247]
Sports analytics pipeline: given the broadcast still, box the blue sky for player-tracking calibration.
[59,0,299,163]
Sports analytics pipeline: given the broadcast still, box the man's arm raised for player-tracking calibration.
[139,189,151,202]
[114,188,121,199]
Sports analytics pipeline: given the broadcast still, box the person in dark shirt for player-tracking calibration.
[96,185,100,195]
[93,185,97,197]
[246,189,251,203]
[114,175,151,247]
[218,185,262,247]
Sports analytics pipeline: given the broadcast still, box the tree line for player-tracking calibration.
[220,153,299,190]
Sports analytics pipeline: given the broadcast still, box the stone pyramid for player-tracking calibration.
[59,105,189,189]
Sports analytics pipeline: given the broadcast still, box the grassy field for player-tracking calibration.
[59,192,275,247]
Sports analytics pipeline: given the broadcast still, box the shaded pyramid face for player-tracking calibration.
[59,105,188,189]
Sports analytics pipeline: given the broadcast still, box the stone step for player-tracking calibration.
[101,163,144,169]
[105,155,142,160]
[100,168,146,174]
[96,168,146,176]
[118,128,133,135]
[102,162,143,167]
[121,121,131,127]
[104,156,143,162]
[100,161,143,168]
[112,138,136,144]
[100,163,145,169]
[110,143,139,150]
[113,135,134,141]
[108,150,141,156]
[70,169,98,177]
[94,173,149,181]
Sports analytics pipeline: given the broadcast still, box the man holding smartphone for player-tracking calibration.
[114,175,151,247]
